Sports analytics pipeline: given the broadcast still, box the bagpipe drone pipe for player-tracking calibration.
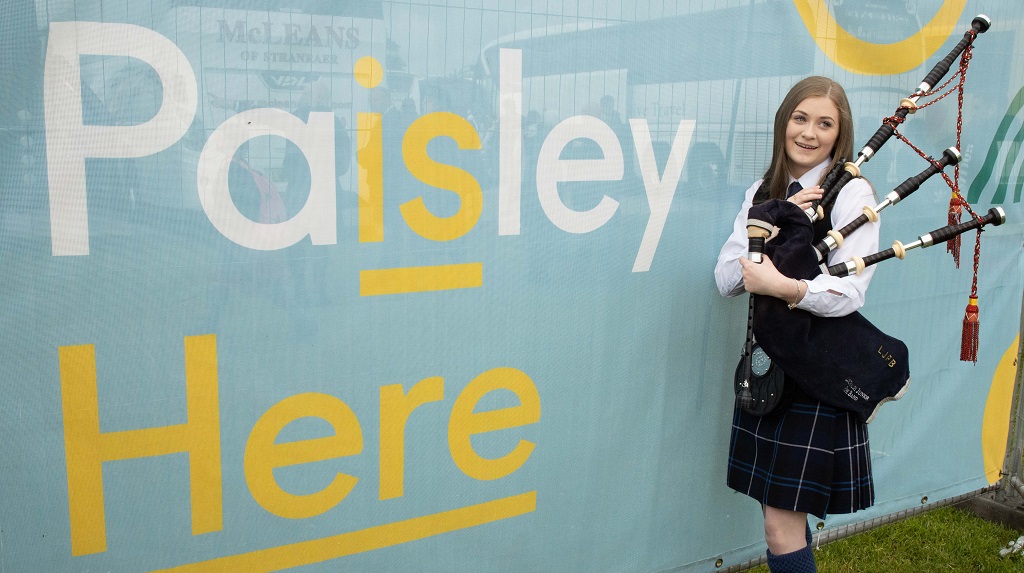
[807,14,992,226]
[828,207,1006,279]
[736,15,998,424]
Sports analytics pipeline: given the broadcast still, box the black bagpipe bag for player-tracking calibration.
[748,199,911,423]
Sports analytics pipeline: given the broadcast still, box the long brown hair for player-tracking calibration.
[762,76,854,200]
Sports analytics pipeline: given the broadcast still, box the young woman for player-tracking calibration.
[714,76,880,572]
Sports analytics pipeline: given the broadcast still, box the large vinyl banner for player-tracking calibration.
[3,1,1024,571]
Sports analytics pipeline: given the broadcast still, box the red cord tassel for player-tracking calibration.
[947,194,963,267]
[960,296,979,362]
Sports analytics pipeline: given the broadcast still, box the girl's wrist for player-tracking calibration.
[786,279,805,309]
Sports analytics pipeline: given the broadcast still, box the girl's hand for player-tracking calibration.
[739,255,803,305]
[787,185,823,212]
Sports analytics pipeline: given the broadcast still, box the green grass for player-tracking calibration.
[746,506,1024,572]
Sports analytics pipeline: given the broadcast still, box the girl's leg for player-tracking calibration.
[763,506,816,572]
[763,506,809,554]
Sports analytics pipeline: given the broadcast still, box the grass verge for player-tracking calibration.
[746,505,1024,572]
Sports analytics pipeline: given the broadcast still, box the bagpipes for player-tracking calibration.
[736,15,1000,423]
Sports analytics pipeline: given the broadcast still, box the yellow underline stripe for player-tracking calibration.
[152,491,536,573]
[360,262,483,296]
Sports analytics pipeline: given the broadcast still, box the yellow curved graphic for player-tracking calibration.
[982,335,1020,484]
[793,0,968,75]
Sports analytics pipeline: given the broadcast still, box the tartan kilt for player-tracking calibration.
[727,383,874,518]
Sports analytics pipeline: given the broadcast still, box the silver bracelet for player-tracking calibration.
[787,279,801,310]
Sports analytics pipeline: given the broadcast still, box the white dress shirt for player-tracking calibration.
[714,158,880,318]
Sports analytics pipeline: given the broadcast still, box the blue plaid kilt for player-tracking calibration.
[727,384,874,518]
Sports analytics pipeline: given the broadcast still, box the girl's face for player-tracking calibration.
[785,96,840,178]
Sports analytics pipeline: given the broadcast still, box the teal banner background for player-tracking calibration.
[2,1,1023,571]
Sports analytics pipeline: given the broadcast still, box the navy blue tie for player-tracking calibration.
[787,181,802,198]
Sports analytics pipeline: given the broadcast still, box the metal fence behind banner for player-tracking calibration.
[997,296,1024,500]
[4,1,1024,572]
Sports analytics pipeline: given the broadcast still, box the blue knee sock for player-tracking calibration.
[766,545,816,573]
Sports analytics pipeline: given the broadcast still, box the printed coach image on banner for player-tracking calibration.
[0,0,1023,571]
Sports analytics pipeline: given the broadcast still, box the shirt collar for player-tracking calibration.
[790,157,833,189]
